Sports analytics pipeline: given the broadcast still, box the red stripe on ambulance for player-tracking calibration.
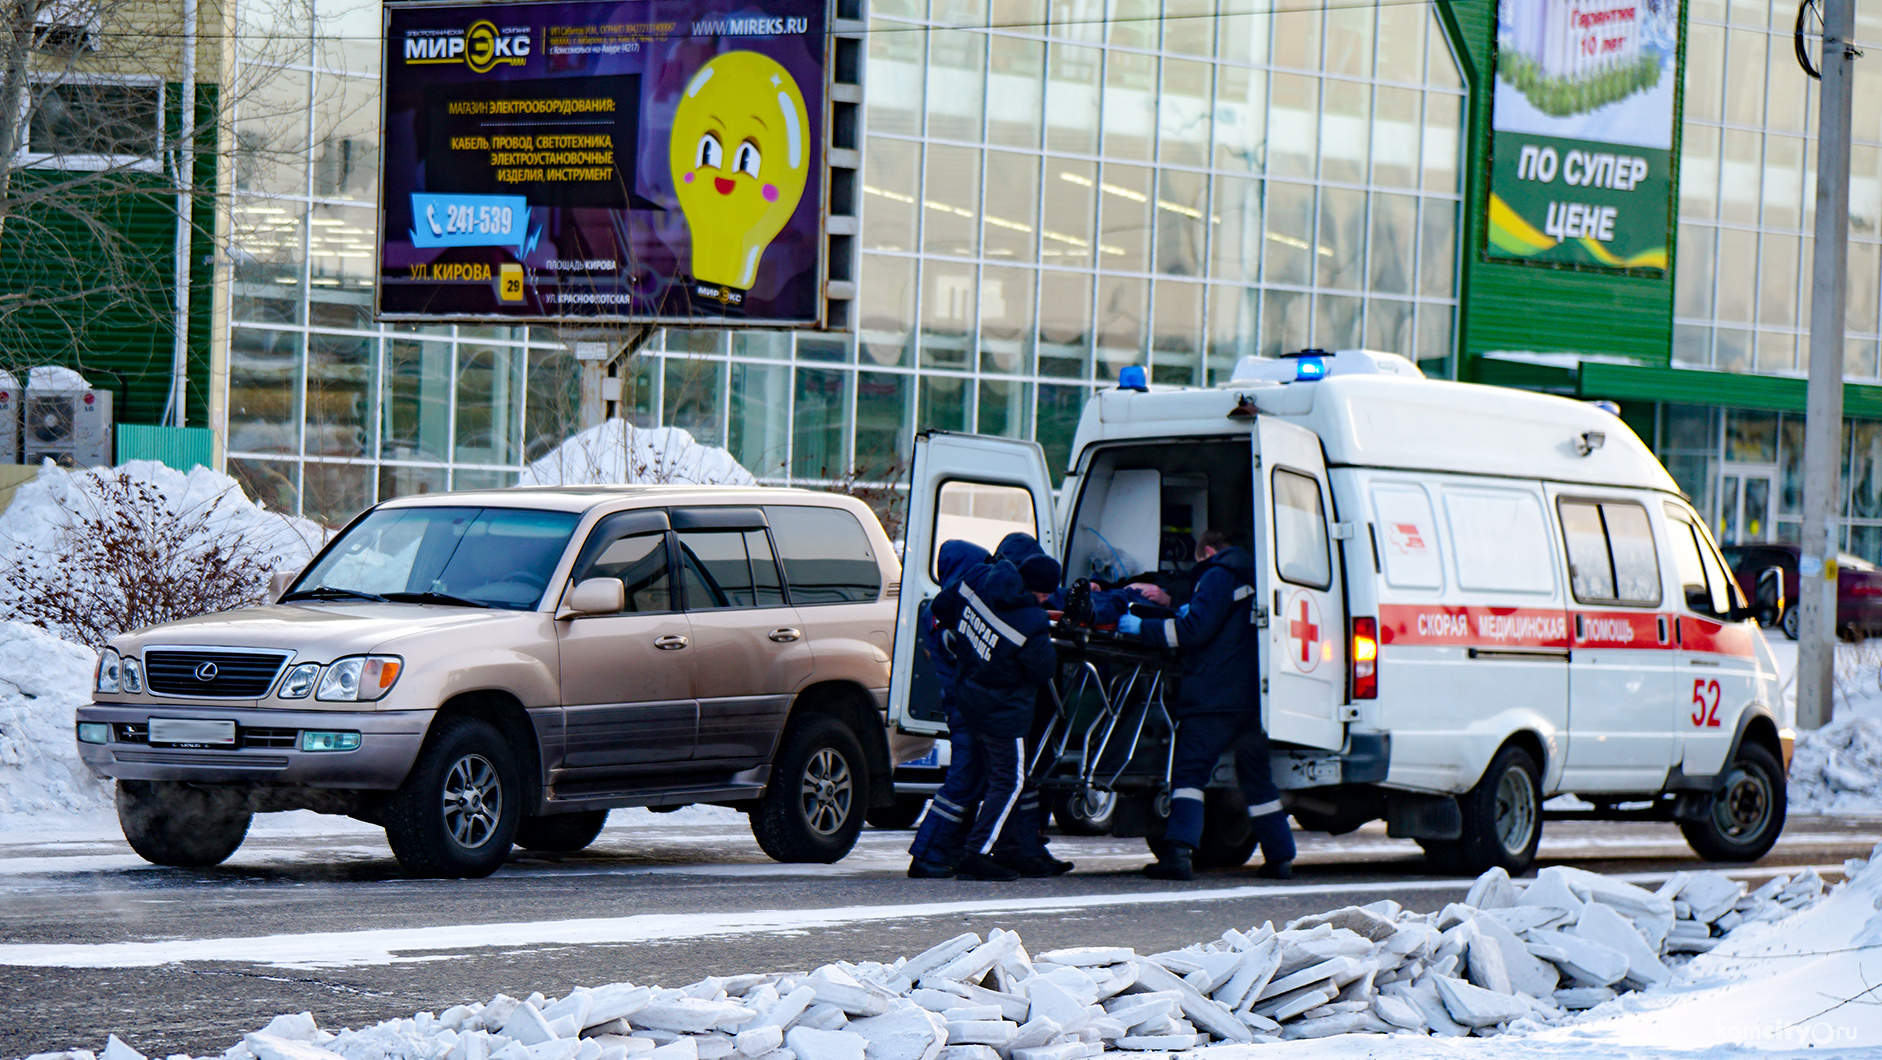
[1379,604,1569,648]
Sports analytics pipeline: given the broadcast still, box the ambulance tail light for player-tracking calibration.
[1351,617,1378,700]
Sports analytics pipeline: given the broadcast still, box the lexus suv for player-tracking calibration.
[77,486,906,878]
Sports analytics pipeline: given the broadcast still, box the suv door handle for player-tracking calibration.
[654,635,689,650]
[769,628,802,642]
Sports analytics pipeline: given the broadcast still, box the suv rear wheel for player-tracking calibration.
[118,780,251,867]
[515,809,609,852]
[384,715,520,878]
[751,715,867,863]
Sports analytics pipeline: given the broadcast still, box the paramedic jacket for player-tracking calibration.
[1133,546,1258,717]
[933,558,1058,739]
[992,532,1143,625]
[922,539,993,713]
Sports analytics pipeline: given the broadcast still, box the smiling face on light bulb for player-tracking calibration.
[669,51,811,291]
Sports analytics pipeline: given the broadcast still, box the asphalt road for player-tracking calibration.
[1,810,1877,1060]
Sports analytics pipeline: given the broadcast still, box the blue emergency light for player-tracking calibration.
[1118,365,1148,391]
[1280,348,1329,381]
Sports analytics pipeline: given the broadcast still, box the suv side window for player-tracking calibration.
[576,530,674,612]
[765,505,881,604]
[677,529,778,610]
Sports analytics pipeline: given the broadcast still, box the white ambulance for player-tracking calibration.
[889,349,1791,875]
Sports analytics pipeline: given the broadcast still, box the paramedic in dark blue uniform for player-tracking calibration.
[906,540,991,878]
[1118,529,1296,881]
[939,549,1064,880]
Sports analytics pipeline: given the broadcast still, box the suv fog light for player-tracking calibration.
[300,731,362,752]
[278,663,320,699]
[77,722,111,744]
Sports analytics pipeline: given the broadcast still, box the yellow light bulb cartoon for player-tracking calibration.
[670,51,811,292]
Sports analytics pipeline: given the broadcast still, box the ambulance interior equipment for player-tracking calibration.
[891,349,1793,877]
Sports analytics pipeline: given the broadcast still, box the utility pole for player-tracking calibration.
[1797,0,1858,730]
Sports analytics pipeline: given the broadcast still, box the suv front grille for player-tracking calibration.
[110,723,300,748]
[145,650,291,698]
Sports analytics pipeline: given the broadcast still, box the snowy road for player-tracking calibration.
[1,809,1878,1059]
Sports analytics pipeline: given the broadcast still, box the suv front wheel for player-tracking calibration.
[118,780,252,867]
[751,715,867,863]
[384,715,521,878]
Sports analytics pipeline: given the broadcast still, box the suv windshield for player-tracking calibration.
[291,506,580,611]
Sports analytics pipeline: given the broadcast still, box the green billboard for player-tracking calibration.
[1487,0,1680,272]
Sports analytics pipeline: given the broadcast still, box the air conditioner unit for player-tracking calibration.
[0,372,18,464]
[22,386,112,467]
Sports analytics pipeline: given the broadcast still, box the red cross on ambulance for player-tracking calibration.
[1285,590,1323,673]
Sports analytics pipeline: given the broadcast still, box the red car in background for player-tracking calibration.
[1723,543,1882,640]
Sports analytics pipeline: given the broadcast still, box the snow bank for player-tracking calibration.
[0,621,108,816]
[518,422,757,487]
[17,864,1840,1060]
[1784,640,1882,814]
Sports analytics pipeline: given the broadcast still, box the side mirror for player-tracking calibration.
[560,577,625,618]
[268,570,297,603]
[1754,565,1786,627]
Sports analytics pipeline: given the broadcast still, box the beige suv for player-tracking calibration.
[77,486,904,878]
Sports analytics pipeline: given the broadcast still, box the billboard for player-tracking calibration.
[378,0,827,325]
[1486,0,1680,272]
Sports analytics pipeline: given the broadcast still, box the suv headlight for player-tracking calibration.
[316,655,403,702]
[122,657,142,694]
[97,648,122,693]
[278,662,320,699]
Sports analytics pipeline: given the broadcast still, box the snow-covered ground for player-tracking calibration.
[15,855,1878,1060]
[517,423,757,488]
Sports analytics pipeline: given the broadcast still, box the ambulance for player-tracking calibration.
[889,349,1791,875]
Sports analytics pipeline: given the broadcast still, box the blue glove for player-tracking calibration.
[1176,604,1190,618]
[1116,612,1143,635]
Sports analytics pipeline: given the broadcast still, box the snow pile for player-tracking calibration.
[1785,640,1882,814]
[518,422,757,488]
[0,621,108,816]
[18,866,1832,1060]
[0,460,324,599]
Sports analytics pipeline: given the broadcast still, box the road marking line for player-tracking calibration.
[0,864,1847,970]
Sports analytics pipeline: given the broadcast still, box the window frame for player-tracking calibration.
[674,525,785,612]
[17,74,166,173]
[1556,497,1663,608]
[928,477,1040,581]
[1271,466,1333,590]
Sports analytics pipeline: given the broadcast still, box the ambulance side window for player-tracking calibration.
[1664,506,1730,618]
[1558,499,1661,607]
[1444,488,1556,594]
[1273,469,1331,589]
[1370,484,1442,590]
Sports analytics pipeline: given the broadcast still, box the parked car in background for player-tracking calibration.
[79,486,906,878]
[1723,543,1882,640]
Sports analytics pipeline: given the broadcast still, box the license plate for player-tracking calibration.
[905,748,941,768]
[148,717,237,747]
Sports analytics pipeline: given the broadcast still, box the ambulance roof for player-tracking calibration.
[1073,364,1680,495]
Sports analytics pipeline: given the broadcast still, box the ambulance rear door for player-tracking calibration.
[1253,416,1346,751]
[889,431,1059,735]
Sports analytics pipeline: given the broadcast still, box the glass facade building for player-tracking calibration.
[206,0,1882,564]
[219,0,1466,523]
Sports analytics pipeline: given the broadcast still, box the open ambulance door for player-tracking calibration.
[1252,416,1347,751]
[890,432,1059,735]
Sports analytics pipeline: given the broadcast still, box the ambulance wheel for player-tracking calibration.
[1195,789,1258,869]
[866,797,926,830]
[1681,741,1786,862]
[514,810,609,852]
[1420,744,1541,876]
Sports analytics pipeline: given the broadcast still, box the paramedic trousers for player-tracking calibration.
[908,713,983,865]
[960,731,1044,858]
[1163,711,1296,863]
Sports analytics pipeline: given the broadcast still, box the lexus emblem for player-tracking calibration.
[194,662,219,682]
